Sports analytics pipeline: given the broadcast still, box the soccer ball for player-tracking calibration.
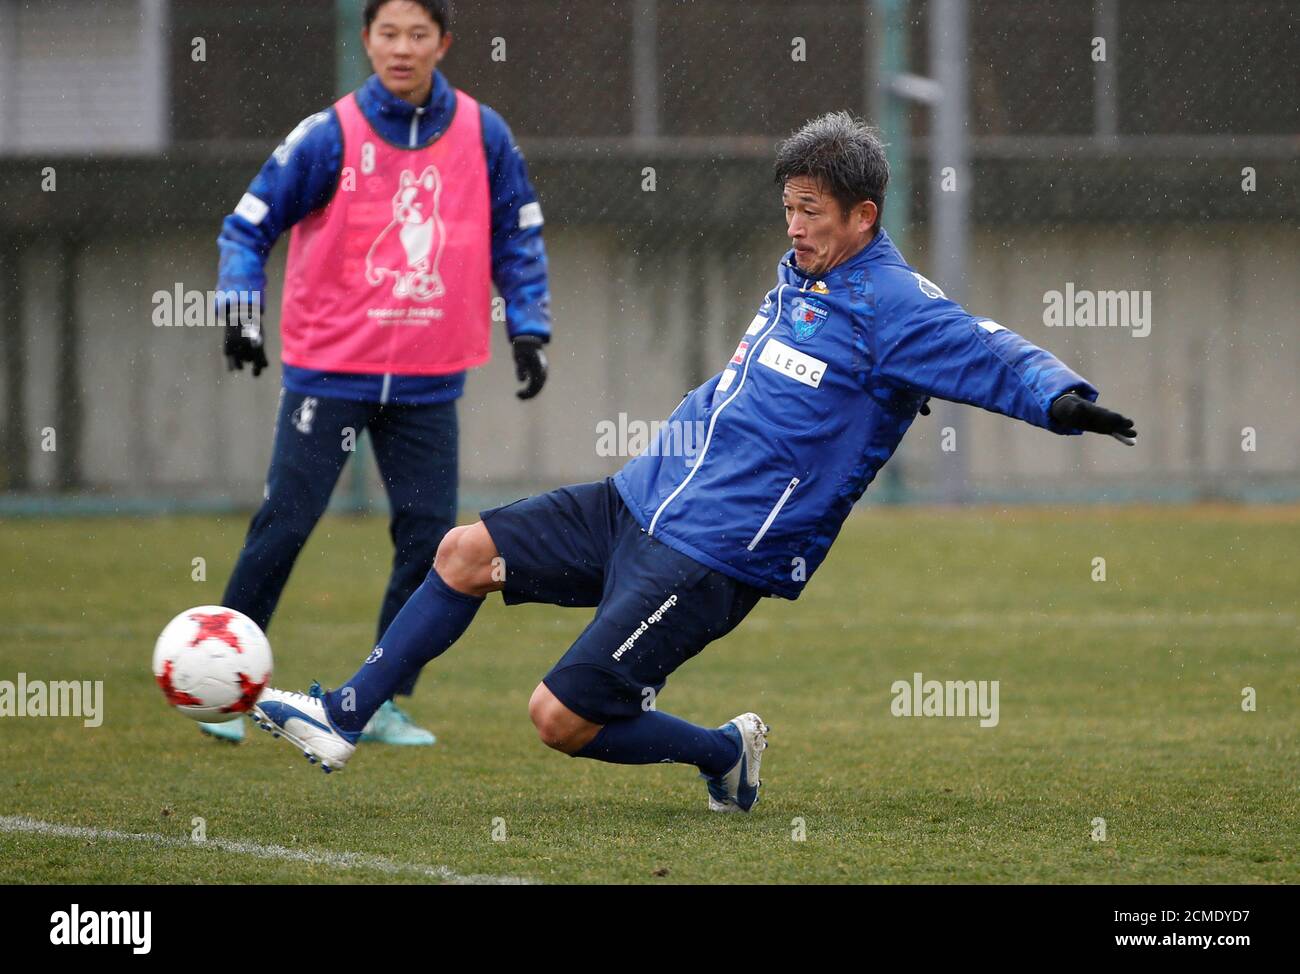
[152,606,273,722]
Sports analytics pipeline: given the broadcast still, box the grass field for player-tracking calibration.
[1,504,1297,884]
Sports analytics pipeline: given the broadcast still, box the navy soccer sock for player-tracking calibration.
[574,711,741,777]
[325,568,482,734]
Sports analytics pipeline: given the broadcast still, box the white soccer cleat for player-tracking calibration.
[701,712,769,813]
[250,683,358,774]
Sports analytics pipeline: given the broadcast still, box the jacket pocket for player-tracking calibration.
[746,477,800,551]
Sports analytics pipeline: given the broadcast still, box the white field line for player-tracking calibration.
[743,610,1298,630]
[0,815,533,885]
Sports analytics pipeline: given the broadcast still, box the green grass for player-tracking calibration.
[1,505,1297,884]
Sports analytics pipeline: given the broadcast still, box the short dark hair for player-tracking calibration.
[774,111,889,227]
[364,0,451,33]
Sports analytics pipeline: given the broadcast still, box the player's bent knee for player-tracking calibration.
[434,523,500,597]
[527,683,565,749]
[528,683,594,754]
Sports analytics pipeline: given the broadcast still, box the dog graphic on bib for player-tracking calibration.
[365,165,446,302]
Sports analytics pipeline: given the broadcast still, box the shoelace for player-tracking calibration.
[268,683,325,707]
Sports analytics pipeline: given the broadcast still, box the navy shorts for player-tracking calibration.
[479,479,763,724]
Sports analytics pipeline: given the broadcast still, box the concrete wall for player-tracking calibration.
[5,222,1297,506]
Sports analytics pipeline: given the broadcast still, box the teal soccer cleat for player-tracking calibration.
[198,715,245,743]
[360,699,437,746]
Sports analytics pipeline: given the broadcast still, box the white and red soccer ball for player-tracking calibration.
[152,606,272,722]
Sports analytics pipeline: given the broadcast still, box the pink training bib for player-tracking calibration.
[279,88,493,375]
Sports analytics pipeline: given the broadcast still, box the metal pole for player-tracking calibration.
[336,0,370,94]
[141,0,170,150]
[0,1,15,151]
[632,0,660,138]
[55,236,83,491]
[871,0,912,257]
[1,235,29,490]
[871,0,912,504]
[930,0,970,503]
[1093,0,1119,139]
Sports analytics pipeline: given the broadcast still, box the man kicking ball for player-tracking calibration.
[251,111,1137,812]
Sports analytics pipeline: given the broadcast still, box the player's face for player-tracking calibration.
[782,177,878,276]
[363,1,452,106]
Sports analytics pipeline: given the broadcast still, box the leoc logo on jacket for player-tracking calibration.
[789,296,830,342]
[365,166,447,303]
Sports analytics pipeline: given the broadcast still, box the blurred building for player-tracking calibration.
[0,0,1296,512]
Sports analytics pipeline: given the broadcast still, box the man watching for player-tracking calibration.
[210,0,550,745]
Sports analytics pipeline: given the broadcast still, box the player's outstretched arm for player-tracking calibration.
[871,270,1135,443]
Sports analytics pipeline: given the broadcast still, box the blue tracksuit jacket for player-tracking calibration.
[614,228,1100,599]
[215,70,551,404]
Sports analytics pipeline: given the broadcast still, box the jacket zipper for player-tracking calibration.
[746,477,800,551]
[741,272,810,547]
[648,285,788,536]
[409,105,424,148]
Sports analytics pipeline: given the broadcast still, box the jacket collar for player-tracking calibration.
[780,228,900,286]
[358,69,456,133]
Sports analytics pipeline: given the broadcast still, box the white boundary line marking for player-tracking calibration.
[742,610,1297,630]
[0,815,533,885]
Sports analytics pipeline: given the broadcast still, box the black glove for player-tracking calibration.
[1049,392,1137,445]
[222,294,268,377]
[512,335,548,400]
